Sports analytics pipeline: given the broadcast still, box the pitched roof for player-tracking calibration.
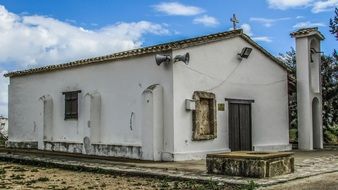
[4,29,289,78]
[290,27,325,40]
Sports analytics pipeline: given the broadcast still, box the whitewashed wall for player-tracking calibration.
[8,53,174,160]
[172,37,290,160]
[7,36,291,161]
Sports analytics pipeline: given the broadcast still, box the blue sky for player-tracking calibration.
[0,0,337,116]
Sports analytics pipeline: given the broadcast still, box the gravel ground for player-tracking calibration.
[261,172,338,190]
[2,160,338,190]
[0,161,239,190]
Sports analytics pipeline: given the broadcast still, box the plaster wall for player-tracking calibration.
[7,53,174,160]
[172,37,290,160]
[7,36,292,161]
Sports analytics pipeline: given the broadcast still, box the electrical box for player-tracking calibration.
[185,99,196,111]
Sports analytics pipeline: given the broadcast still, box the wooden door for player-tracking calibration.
[229,102,252,151]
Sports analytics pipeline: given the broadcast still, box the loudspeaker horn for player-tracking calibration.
[174,53,190,65]
[155,54,171,66]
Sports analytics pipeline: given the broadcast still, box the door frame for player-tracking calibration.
[225,98,254,151]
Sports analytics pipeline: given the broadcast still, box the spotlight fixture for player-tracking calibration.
[155,54,171,66]
[238,47,252,59]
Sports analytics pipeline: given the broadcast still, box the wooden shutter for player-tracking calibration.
[63,90,81,119]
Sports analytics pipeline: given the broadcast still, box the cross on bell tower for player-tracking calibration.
[230,14,239,30]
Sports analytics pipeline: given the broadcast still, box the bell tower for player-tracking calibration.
[291,27,325,150]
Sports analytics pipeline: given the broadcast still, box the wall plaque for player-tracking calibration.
[192,91,217,141]
[218,103,225,111]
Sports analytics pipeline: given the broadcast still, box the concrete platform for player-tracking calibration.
[207,151,294,178]
[0,149,337,187]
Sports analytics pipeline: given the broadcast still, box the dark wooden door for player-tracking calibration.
[229,103,252,151]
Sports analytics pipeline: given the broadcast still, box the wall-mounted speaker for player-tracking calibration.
[174,53,190,65]
[155,54,171,66]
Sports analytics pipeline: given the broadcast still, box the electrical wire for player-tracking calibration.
[180,63,288,91]
[180,64,221,81]
[228,79,287,86]
[205,63,242,91]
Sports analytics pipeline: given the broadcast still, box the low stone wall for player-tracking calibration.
[207,151,294,178]
[90,144,142,159]
[43,141,142,159]
[6,141,38,149]
[44,141,83,154]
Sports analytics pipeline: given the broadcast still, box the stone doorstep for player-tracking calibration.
[0,153,337,187]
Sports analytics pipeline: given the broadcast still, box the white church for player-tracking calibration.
[4,27,324,161]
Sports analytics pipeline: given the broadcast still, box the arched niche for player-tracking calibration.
[312,97,322,149]
[84,91,102,145]
[141,84,164,161]
[39,95,54,142]
[309,38,321,93]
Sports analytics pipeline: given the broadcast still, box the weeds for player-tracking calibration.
[241,180,259,190]
[0,167,5,174]
[30,168,39,172]
[12,166,27,172]
[10,174,24,180]
[37,177,49,182]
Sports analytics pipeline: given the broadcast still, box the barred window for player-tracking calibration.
[62,90,81,120]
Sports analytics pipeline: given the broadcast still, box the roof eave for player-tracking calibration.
[4,29,244,78]
[239,34,291,72]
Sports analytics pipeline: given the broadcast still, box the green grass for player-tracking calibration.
[0,168,6,175]
[241,180,259,190]
[289,128,298,143]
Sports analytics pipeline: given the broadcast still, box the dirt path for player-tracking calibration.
[2,160,338,190]
[261,172,338,190]
[0,161,235,190]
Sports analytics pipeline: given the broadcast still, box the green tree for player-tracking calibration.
[326,8,338,138]
[279,49,297,131]
[321,55,338,129]
[280,8,338,144]
[329,8,338,40]
[280,50,337,143]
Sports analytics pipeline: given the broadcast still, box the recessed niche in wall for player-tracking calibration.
[192,91,217,140]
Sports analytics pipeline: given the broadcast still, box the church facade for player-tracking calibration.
[4,28,323,161]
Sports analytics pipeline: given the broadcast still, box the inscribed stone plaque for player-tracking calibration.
[192,91,217,140]
[218,103,225,111]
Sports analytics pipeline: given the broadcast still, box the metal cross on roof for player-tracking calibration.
[230,14,239,30]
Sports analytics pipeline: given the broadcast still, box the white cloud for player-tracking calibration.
[252,36,272,42]
[0,5,169,68]
[267,0,313,9]
[0,70,8,116]
[235,23,272,43]
[0,5,171,116]
[293,21,326,28]
[312,0,338,13]
[193,15,219,27]
[240,23,253,36]
[296,16,305,19]
[153,2,204,16]
[250,17,290,27]
[267,0,337,13]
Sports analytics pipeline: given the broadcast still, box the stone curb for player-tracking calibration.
[0,153,337,188]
